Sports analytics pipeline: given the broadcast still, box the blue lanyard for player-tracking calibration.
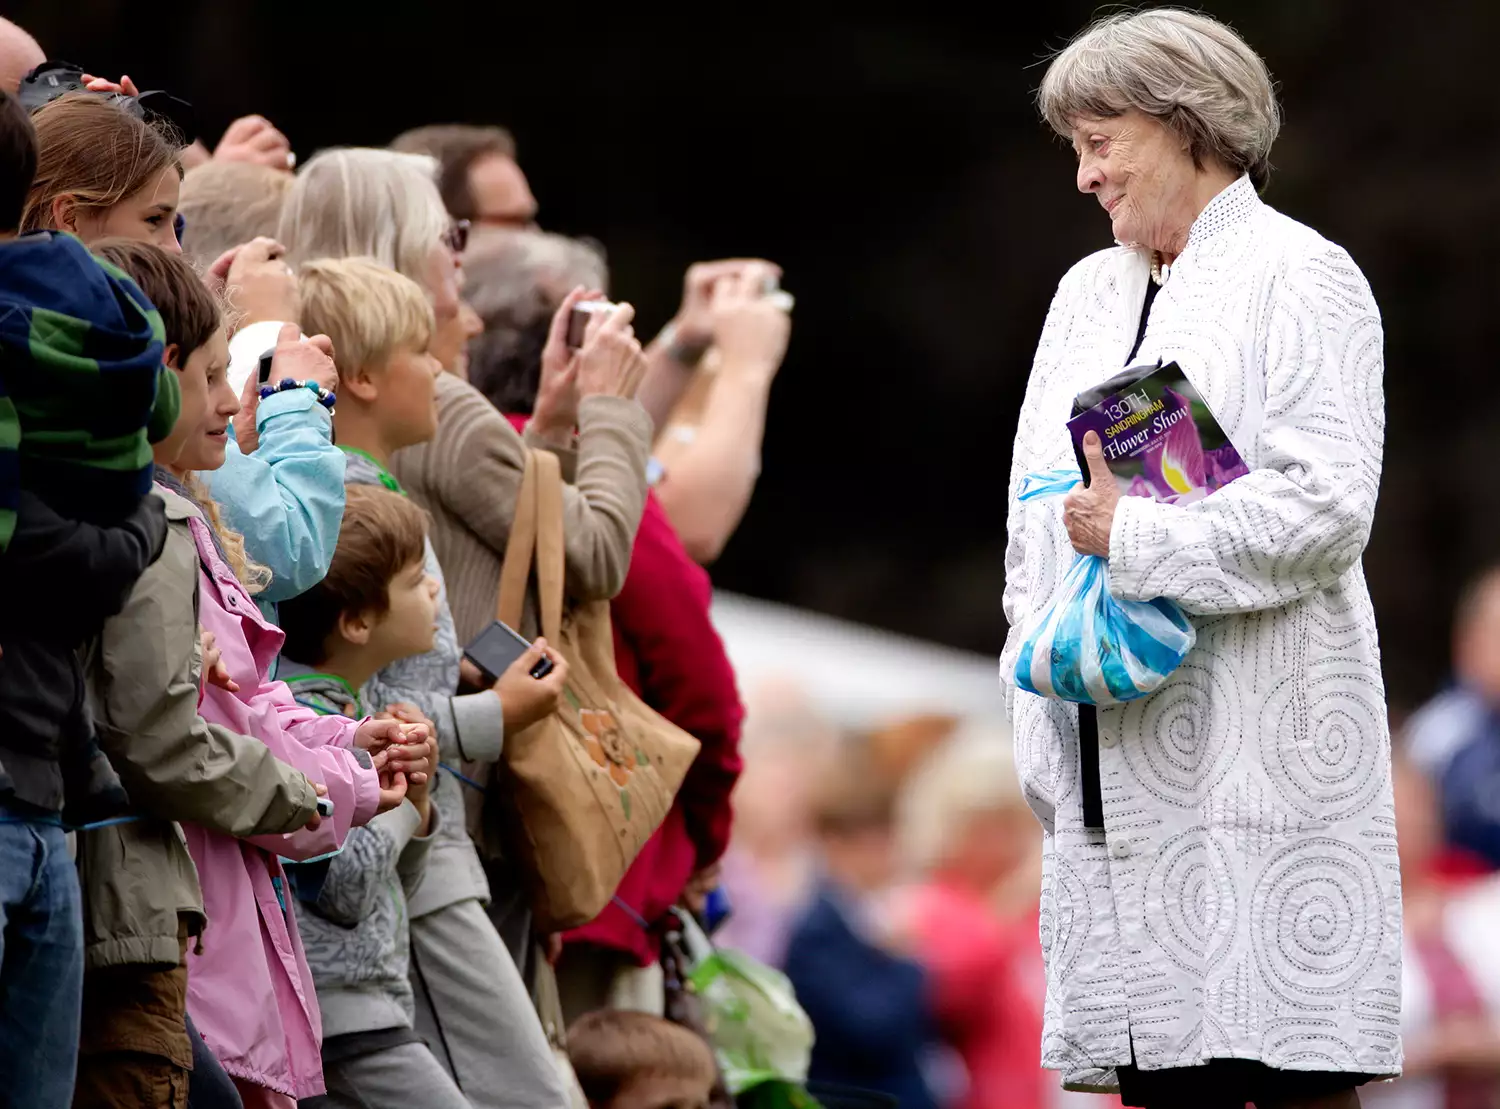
[439,763,487,793]
[0,813,144,832]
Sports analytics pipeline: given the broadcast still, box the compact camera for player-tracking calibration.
[565,300,618,350]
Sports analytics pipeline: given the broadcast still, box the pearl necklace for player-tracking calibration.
[1150,251,1172,286]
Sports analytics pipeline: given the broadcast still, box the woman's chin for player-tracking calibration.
[199,440,229,471]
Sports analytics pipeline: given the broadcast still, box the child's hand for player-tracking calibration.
[377,702,434,735]
[355,718,431,784]
[372,755,408,815]
[403,733,440,830]
[496,639,570,738]
[200,629,239,693]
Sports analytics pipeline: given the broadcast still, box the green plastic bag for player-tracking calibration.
[677,914,821,1105]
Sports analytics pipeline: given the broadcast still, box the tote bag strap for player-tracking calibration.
[496,449,540,628]
[532,449,565,644]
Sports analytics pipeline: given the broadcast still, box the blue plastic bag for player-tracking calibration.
[1012,469,1195,705]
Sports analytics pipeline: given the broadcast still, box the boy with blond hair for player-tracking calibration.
[296,256,573,1107]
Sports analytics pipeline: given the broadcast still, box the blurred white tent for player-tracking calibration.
[708,591,1004,728]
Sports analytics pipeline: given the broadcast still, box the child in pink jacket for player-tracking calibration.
[146,274,427,1107]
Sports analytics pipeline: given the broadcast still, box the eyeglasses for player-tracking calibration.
[442,219,471,255]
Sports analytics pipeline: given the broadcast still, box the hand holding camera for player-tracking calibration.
[498,639,571,739]
[532,286,600,440]
[574,301,648,401]
[223,238,301,331]
[265,322,338,393]
[672,259,784,351]
[710,262,792,379]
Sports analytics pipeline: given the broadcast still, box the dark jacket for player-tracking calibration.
[0,490,166,816]
[0,229,178,545]
[782,886,939,1109]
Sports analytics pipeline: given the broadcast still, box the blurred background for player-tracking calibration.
[17,2,1500,1105]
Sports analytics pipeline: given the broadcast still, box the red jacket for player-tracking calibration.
[908,881,1123,1109]
[504,415,744,964]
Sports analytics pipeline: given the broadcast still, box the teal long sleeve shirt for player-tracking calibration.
[203,386,346,624]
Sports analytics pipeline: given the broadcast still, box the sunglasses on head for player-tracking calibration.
[442,219,470,255]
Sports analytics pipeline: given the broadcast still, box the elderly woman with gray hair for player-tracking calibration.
[1002,10,1396,1109]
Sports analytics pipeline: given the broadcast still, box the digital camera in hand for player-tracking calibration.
[463,620,555,684]
[566,301,617,349]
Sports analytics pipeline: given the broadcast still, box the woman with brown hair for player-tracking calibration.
[21,91,183,251]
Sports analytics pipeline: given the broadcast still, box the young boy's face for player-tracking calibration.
[365,556,440,666]
[375,344,443,450]
[158,326,234,471]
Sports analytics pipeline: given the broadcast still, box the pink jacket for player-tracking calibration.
[180,508,380,1099]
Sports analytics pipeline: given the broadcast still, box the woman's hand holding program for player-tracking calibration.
[1062,432,1122,559]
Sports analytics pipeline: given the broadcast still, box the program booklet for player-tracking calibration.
[1068,360,1248,506]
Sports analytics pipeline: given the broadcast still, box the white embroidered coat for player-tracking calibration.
[1001,177,1401,1090]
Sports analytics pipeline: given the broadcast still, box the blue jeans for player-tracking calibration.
[0,810,83,1109]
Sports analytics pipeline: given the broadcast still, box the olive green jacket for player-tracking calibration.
[78,483,318,971]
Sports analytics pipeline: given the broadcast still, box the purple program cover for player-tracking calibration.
[1068,362,1249,506]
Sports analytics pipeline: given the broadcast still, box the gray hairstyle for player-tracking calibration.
[278,147,450,284]
[1038,8,1282,190]
[463,230,609,321]
[462,230,609,415]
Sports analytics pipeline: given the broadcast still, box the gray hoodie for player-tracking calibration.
[341,447,505,918]
[281,663,440,1036]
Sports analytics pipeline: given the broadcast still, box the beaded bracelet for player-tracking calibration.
[259,377,336,412]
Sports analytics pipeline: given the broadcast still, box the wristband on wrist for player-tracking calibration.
[660,322,712,369]
[259,377,336,413]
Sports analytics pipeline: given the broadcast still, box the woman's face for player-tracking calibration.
[424,240,481,377]
[171,328,238,473]
[432,301,483,379]
[1071,108,1199,252]
[70,166,183,254]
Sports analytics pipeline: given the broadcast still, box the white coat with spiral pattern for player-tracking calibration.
[1001,176,1400,1091]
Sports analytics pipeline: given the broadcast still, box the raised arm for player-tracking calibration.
[207,389,345,604]
[651,265,791,564]
[430,363,650,605]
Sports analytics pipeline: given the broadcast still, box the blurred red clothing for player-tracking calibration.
[908,880,1120,1109]
[504,413,744,965]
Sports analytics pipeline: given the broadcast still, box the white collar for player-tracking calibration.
[1114,175,1260,258]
